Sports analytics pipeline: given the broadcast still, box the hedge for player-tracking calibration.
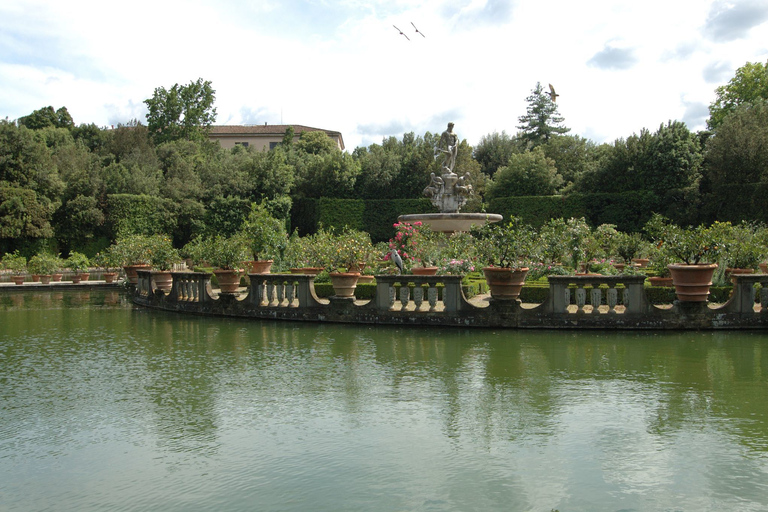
[106,194,177,238]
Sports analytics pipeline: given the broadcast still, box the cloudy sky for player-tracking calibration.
[1,0,767,151]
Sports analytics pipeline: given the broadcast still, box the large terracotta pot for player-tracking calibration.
[648,277,674,287]
[213,269,242,294]
[79,273,90,282]
[52,273,63,282]
[71,274,82,284]
[290,267,323,275]
[103,272,118,284]
[152,271,173,293]
[11,275,25,285]
[668,263,718,302]
[632,258,650,268]
[411,266,438,276]
[39,275,52,284]
[329,272,360,298]
[123,264,151,285]
[246,260,273,274]
[483,267,529,300]
[759,262,768,274]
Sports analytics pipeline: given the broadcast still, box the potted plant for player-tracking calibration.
[185,234,249,294]
[713,221,762,276]
[147,234,181,292]
[66,252,90,283]
[325,228,374,298]
[614,232,646,271]
[2,251,27,285]
[92,251,120,283]
[474,217,536,299]
[27,252,62,284]
[654,218,723,302]
[646,243,674,287]
[110,234,153,284]
[285,230,328,275]
[241,204,287,274]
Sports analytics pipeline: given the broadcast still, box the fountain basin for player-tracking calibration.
[398,213,502,234]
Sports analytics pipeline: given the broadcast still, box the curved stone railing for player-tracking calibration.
[132,270,768,330]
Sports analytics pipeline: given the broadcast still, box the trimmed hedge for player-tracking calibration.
[106,194,177,238]
[290,197,433,242]
[488,191,663,232]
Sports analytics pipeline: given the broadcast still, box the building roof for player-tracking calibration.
[209,124,344,150]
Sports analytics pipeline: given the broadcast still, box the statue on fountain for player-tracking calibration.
[427,122,472,213]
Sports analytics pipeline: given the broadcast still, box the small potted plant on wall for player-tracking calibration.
[148,234,181,293]
[66,252,90,283]
[186,234,249,294]
[27,252,62,284]
[474,216,536,300]
[241,204,288,274]
[2,251,27,285]
[92,251,120,283]
[325,227,374,298]
[614,232,646,271]
[654,217,723,302]
[110,234,152,284]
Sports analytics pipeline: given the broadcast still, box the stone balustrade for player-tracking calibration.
[132,270,768,330]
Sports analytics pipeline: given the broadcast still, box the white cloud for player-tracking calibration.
[1,0,767,148]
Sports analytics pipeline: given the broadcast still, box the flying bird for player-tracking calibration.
[548,83,560,102]
[393,25,410,41]
[389,249,404,274]
[411,22,426,37]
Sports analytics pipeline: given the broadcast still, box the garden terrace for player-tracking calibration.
[132,270,768,330]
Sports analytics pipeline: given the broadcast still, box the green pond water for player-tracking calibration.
[1,289,767,512]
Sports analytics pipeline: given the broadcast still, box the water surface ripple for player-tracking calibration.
[1,291,767,511]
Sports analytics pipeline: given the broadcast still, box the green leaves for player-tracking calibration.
[144,78,217,145]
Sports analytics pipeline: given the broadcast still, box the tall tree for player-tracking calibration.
[517,82,570,148]
[708,60,768,130]
[144,78,217,144]
[472,130,523,177]
[17,106,74,130]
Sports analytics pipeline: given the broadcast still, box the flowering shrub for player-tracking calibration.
[66,252,90,273]
[440,259,475,275]
[387,221,422,267]
[526,262,570,280]
[1,251,27,275]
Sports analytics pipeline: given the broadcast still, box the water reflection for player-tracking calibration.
[1,291,767,511]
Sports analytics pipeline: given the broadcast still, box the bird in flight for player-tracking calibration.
[393,25,410,40]
[411,22,426,37]
[548,83,560,102]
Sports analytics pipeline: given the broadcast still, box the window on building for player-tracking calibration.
[235,142,249,147]
[269,142,279,150]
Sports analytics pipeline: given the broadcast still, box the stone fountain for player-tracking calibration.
[398,122,502,233]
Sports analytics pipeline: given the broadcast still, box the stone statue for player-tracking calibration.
[436,122,458,173]
[425,123,472,213]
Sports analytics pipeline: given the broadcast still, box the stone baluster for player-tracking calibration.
[399,285,410,311]
[606,285,618,313]
[276,281,285,306]
[575,285,587,313]
[413,285,424,310]
[286,281,295,306]
[428,285,438,311]
[590,285,602,313]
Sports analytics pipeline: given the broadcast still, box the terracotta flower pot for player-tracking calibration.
[79,273,90,282]
[39,275,52,284]
[357,275,375,284]
[290,267,323,275]
[411,266,438,276]
[668,263,718,302]
[648,277,674,287]
[152,271,173,293]
[760,262,768,274]
[483,267,529,300]
[123,264,151,285]
[11,275,25,285]
[71,274,81,284]
[213,269,242,294]
[632,258,650,268]
[246,260,273,274]
[103,272,117,284]
[329,272,360,298]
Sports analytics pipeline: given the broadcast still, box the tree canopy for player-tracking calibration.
[144,78,217,144]
[517,82,570,148]
[708,60,768,130]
